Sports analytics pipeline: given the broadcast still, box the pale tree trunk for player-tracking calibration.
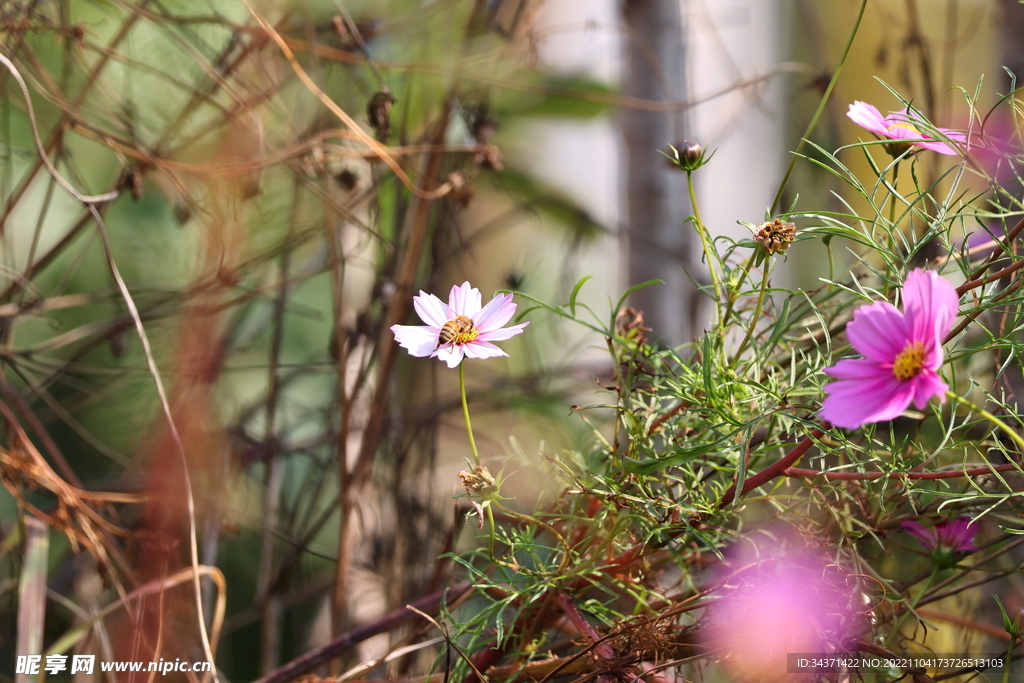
[621,0,703,346]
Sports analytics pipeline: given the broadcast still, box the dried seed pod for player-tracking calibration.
[366,90,397,142]
[754,218,797,254]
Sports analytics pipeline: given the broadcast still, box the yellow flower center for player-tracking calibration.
[453,328,479,345]
[886,121,921,136]
[893,342,926,380]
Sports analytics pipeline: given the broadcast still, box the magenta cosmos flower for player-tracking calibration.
[702,543,859,680]
[820,269,959,429]
[848,101,966,155]
[902,517,978,554]
[391,281,528,368]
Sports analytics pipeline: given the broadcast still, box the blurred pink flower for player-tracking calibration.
[821,269,959,429]
[902,517,978,554]
[703,546,859,682]
[964,224,1005,257]
[847,100,966,155]
[391,281,528,368]
[962,114,1020,181]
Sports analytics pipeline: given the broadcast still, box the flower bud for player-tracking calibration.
[665,141,708,171]
[681,141,703,163]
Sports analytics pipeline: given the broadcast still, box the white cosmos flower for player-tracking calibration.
[391,281,528,368]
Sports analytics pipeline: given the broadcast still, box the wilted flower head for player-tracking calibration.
[391,281,528,368]
[820,269,959,429]
[903,517,978,567]
[457,465,498,497]
[847,100,966,156]
[458,465,499,529]
[615,306,652,344]
[703,543,860,682]
[754,218,796,255]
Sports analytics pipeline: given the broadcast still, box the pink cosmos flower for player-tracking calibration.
[391,281,528,368]
[902,517,978,554]
[820,269,960,429]
[702,542,860,681]
[847,101,966,155]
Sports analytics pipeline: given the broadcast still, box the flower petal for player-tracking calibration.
[823,357,891,381]
[448,283,467,316]
[845,301,907,362]
[474,293,517,332]
[909,370,948,410]
[413,291,450,328]
[914,124,967,154]
[901,269,959,366]
[477,321,529,342]
[912,138,962,155]
[881,115,922,140]
[821,373,915,429]
[434,344,465,368]
[938,128,968,144]
[462,340,509,360]
[881,111,965,154]
[449,281,482,318]
[391,324,439,358]
[936,518,978,552]
[901,521,936,550]
[848,101,889,137]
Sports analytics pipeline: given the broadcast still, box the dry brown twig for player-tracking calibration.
[0,42,220,682]
[0,51,118,204]
[241,0,456,201]
[0,403,134,584]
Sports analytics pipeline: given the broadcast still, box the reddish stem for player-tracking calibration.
[556,594,615,661]
[961,214,1024,288]
[956,254,1024,296]
[466,425,827,683]
[718,428,824,507]
[784,461,1021,480]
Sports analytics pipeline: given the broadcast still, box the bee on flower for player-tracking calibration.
[391,281,528,368]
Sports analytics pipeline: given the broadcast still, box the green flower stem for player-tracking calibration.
[494,501,572,558]
[721,257,755,329]
[485,503,498,561]
[460,362,481,467]
[687,169,722,325]
[1004,636,1016,683]
[460,362,565,577]
[946,391,1024,454]
[483,504,557,577]
[458,362,502,566]
[888,160,900,227]
[886,567,938,648]
[770,0,869,214]
[731,260,771,366]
